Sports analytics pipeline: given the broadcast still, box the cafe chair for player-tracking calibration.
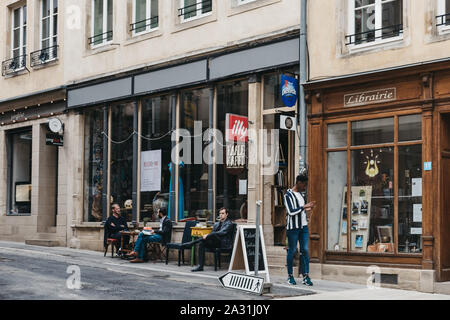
[104,238,120,258]
[206,223,237,271]
[165,220,198,266]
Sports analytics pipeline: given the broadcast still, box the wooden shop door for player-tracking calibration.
[440,114,450,281]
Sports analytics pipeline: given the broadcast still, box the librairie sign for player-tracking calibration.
[344,88,396,107]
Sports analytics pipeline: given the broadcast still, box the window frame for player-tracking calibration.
[131,0,159,37]
[237,0,257,5]
[325,113,423,256]
[39,0,58,63]
[179,0,212,23]
[90,0,113,48]
[437,0,450,34]
[11,5,27,71]
[346,0,404,51]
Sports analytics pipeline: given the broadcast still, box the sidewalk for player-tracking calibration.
[1,240,449,300]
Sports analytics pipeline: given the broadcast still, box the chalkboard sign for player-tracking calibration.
[243,228,265,272]
[229,225,270,283]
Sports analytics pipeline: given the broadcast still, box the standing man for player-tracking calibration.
[127,206,172,263]
[284,174,316,286]
[191,207,235,272]
[104,203,130,253]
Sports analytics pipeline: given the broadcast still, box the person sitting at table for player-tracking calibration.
[191,207,234,272]
[104,203,130,253]
[127,206,172,263]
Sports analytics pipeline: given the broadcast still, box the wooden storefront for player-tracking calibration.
[305,61,450,282]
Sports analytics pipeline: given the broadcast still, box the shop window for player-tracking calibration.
[437,0,450,33]
[131,0,158,36]
[180,88,210,219]
[328,123,347,148]
[140,95,172,223]
[346,0,403,47]
[179,0,212,22]
[350,147,394,252]
[7,128,32,215]
[263,68,299,110]
[351,117,394,146]
[398,145,422,253]
[398,114,421,142]
[327,151,347,251]
[83,108,104,222]
[327,114,423,254]
[90,0,113,47]
[216,79,249,221]
[110,102,135,222]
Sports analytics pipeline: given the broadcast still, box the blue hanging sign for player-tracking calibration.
[280,74,298,108]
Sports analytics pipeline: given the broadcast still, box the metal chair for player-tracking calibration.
[165,220,198,266]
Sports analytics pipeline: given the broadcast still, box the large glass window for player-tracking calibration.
[7,128,32,215]
[180,88,210,219]
[132,0,158,35]
[347,0,403,46]
[140,95,172,223]
[91,0,113,46]
[216,79,249,220]
[263,68,299,110]
[110,102,135,222]
[83,108,104,222]
[327,115,423,254]
[11,5,27,68]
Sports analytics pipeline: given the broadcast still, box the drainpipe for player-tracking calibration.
[299,0,307,174]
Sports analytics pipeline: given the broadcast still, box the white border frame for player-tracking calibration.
[90,0,113,49]
[132,0,159,37]
[437,0,450,34]
[10,5,26,71]
[179,0,212,23]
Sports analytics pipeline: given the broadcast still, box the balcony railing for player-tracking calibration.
[436,13,450,27]
[130,16,159,33]
[178,0,212,18]
[30,45,59,67]
[345,24,403,46]
[88,30,113,46]
[2,55,27,76]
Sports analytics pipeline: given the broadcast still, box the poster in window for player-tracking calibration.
[140,150,161,192]
[411,178,422,197]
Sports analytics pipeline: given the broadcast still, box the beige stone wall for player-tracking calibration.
[308,0,450,80]
[0,0,65,101]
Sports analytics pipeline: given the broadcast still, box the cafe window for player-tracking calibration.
[216,79,249,220]
[327,114,423,254]
[90,0,113,47]
[7,128,32,215]
[132,0,158,36]
[346,0,403,47]
[83,108,104,222]
[139,95,172,223]
[110,102,135,222]
[180,88,210,219]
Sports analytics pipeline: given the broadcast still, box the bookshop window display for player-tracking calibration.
[327,114,423,254]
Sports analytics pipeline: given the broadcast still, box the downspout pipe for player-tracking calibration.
[299,0,308,174]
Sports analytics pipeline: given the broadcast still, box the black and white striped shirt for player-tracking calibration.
[284,189,307,230]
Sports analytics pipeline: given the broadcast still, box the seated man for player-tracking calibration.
[127,206,172,263]
[104,203,130,253]
[191,207,234,272]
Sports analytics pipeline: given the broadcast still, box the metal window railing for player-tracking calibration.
[436,13,450,27]
[30,45,59,67]
[2,55,27,76]
[130,16,159,33]
[178,0,212,18]
[88,30,113,46]
[345,24,403,46]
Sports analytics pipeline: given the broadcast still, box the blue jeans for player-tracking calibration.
[134,232,162,260]
[286,226,310,276]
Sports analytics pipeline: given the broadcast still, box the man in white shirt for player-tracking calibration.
[284,174,315,286]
